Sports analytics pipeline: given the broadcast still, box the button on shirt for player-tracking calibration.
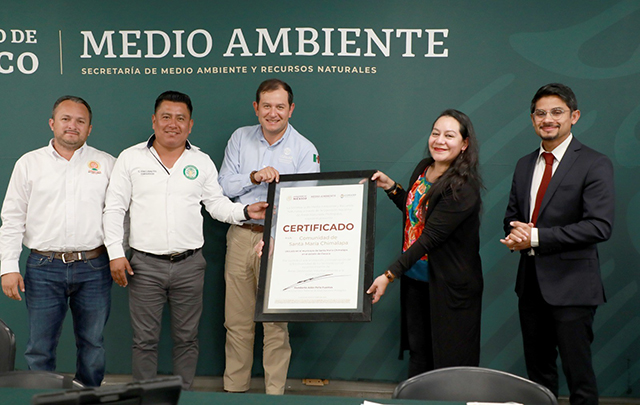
[528,133,572,248]
[103,136,246,260]
[0,141,115,275]
[218,124,320,224]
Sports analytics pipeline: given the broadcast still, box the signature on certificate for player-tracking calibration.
[283,273,339,291]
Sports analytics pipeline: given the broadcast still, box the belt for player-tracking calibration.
[31,245,107,264]
[238,223,264,233]
[134,248,200,263]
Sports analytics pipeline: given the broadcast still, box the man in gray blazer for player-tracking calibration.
[501,83,614,405]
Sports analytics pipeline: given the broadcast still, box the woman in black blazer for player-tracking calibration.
[367,109,484,377]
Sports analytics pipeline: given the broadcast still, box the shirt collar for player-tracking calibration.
[47,138,87,160]
[257,123,291,147]
[538,133,572,163]
[146,134,192,150]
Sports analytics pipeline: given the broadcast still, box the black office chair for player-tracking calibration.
[0,319,16,372]
[393,366,557,405]
[0,370,84,389]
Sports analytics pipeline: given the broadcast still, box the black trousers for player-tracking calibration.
[519,256,598,405]
[404,276,434,378]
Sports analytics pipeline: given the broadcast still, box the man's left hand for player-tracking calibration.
[254,167,280,184]
[254,237,275,258]
[246,202,268,220]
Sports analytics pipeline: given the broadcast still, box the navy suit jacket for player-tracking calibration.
[504,137,614,306]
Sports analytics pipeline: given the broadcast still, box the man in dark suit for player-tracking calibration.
[501,83,614,405]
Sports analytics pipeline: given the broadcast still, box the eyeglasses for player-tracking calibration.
[533,108,569,120]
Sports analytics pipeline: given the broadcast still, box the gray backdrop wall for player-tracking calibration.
[1,0,639,398]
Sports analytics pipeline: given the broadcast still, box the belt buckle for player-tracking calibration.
[61,252,81,264]
[169,252,184,262]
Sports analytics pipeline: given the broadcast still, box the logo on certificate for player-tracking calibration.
[183,165,199,180]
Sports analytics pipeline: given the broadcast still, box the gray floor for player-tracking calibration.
[102,374,640,404]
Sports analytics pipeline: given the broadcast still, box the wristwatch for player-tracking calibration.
[250,170,260,185]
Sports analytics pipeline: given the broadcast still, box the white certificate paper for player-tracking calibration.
[266,183,364,310]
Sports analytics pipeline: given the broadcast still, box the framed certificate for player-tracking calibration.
[255,170,376,322]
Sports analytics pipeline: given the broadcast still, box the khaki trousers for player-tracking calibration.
[223,225,291,395]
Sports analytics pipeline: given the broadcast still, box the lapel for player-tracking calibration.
[537,137,582,220]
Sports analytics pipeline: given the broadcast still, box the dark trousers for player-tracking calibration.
[128,249,206,390]
[404,276,434,378]
[519,257,598,405]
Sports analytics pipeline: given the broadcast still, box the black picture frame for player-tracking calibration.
[255,170,376,322]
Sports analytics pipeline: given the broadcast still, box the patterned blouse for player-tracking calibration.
[402,168,432,281]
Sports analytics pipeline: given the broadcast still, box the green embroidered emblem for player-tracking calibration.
[183,165,199,180]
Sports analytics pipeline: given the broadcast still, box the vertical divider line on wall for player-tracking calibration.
[58,30,63,75]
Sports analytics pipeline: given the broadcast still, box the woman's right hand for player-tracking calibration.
[371,171,395,191]
[367,274,391,304]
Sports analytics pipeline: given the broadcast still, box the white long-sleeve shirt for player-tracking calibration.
[0,140,115,275]
[103,137,246,260]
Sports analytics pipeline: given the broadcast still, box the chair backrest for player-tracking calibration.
[392,366,557,405]
[0,319,16,373]
[0,370,84,389]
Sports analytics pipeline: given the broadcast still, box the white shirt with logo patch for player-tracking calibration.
[103,137,245,259]
[0,140,115,275]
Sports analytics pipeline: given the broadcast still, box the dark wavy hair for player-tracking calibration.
[422,109,483,205]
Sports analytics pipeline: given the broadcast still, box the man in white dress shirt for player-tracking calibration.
[0,95,115,387]
[103,90,267,389]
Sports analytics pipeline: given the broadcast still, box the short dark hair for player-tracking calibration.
[530,83,578,113]
[52,95,92,124]
[154,91,193,116]
[256,78,293,105]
